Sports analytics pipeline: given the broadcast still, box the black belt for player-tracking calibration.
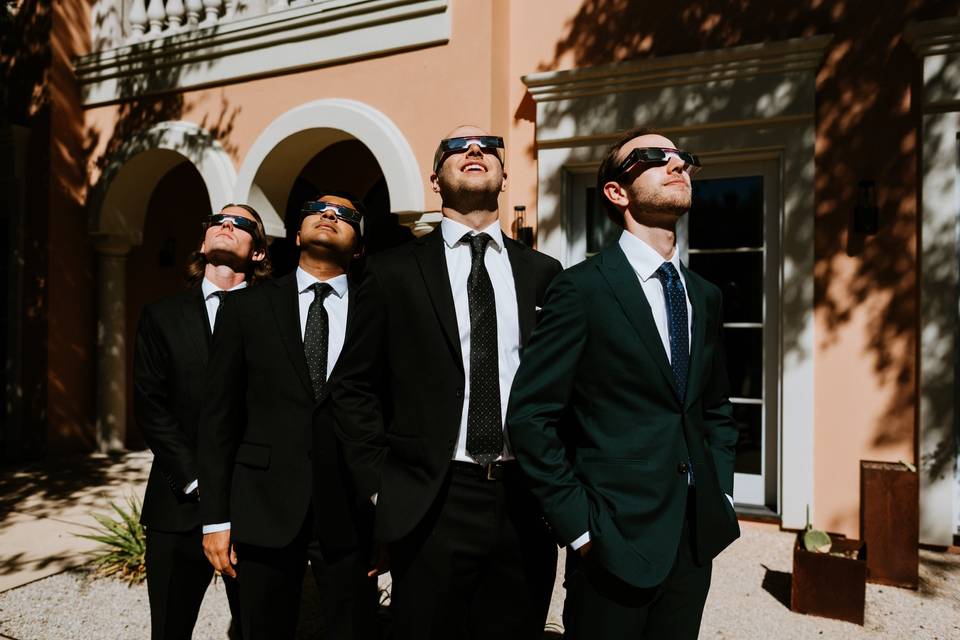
[450,460,517,481]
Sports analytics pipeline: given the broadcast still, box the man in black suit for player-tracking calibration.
[134,203,271,639]
[330,126,562,639]
[198,194,377,640]
[506,128,742,639]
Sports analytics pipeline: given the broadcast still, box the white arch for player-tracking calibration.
[91,120,237,241]
[235,99,424,238]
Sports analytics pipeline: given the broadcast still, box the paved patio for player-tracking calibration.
[1,452,958,639]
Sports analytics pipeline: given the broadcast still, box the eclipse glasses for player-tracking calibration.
[615,147,702,178]
[300,201,365,234]
[206,213,259,235]
[433,135,504,173]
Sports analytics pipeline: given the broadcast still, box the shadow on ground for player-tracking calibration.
[761,564,792,610]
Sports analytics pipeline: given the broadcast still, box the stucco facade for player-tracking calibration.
[3,0,959,546]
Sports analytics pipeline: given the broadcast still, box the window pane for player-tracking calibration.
[733,403,762,475]
[690,176,764,249]
[585,186,620,254]
[687,252,763,323]
[723,327,763,399]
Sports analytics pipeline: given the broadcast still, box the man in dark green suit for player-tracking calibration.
[506,127,741,639]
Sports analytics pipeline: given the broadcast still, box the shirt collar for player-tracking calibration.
[202,277,247,299]
[618,230,682,282]
[296,266,348,299]
[440,216,505,252]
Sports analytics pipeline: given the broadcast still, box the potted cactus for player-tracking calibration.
[860,460,919,588]
[790,507,867,625]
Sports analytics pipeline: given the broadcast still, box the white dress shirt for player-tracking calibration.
[186,278,248,497]
[441,217,521,464]
[201,270,349,535]
[570,230,732,551]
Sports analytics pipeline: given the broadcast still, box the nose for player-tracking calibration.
[465,143,484,159]
[221,217,235,230]
[319,207,338,221]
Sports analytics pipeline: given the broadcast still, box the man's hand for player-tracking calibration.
[367,542,390,578]
[203,530,237,578]
[578,540,593,557]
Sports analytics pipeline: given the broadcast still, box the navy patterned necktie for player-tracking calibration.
[656,262,689,398]
[304,282,333,401]
[462,232,502,466]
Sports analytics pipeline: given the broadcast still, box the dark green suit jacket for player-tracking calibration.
[507,242,740,588]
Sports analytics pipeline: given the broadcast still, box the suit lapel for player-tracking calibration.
[181,287,210,365]
[597,244,681,402]
[682,263,707,409]
[413,227,464,368]
[270,273,314,398]
[504,237,536,345]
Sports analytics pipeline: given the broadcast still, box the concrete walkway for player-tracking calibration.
[1,452,958,639]
[0,451,152,592]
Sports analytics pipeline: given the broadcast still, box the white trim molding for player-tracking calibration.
[235,98,423,237]
[523,36,828,530]
[75,0,450,106]
[908,17,960,545]
[90,120,237,241]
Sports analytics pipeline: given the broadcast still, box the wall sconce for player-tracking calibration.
[854,180,879,235]
[514,205,534,247]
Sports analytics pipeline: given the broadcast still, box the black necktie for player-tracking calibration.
[208,290,228,339]
[304,282,333,401]
[463,232,502,466]
[656,262,689,398]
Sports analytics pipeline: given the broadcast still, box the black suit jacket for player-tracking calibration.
[506,242,741,588]
[135,287,213,532]
[197,272,366,553]
[330,226,562,543]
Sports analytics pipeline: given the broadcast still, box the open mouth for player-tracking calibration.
[461,162,487,173]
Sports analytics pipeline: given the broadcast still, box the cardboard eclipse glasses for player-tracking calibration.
[615,147,702,178]
[206,213,259,235]
[299,202,364,234]
[433,136,504,173]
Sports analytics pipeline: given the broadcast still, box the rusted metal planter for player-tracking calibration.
[791,533,866,625]
[860,460,919,589]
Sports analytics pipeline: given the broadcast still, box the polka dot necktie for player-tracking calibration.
[304,282,333,401]
[656,262,689,399]
[463,232,502,466]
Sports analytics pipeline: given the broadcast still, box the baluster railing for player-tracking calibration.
[165,0,185,31]
[145,0,166,36]
[128,0,148,41]
[201,0,223,25]
[185,0,203,26]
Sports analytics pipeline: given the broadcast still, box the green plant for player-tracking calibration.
[76,494,147,584]
[802,504,832,553]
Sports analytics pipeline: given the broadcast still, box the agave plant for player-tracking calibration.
[802,504,832,553]
[76,494,147,584]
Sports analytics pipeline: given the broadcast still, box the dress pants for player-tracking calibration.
[388,462,557,640]
[232,508,379,640]
[146,526,242,640]
[562,491,712,640]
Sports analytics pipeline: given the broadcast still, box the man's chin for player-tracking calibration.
[204,248,246,269]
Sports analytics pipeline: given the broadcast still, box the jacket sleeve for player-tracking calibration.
[506,272,591,546]
[328,268,390,500]
[133,306,198,494]
[198,295,246,526]
[701,298,738,497]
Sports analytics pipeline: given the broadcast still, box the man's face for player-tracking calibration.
[613,134,693,219]
[296,195,360,256]
[201,206,263,263]
[431,125,507,201]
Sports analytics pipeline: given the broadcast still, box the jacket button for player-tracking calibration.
[455,389,464,398]
[678,462,689,475]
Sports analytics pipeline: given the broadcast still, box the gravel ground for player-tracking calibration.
[1,524,957,639]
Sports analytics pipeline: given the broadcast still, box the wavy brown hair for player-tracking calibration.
[186,203,273,287]
[596,126,660,227]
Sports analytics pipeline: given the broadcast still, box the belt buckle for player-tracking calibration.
[485,462,497,481]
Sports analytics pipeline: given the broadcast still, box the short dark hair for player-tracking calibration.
[595,126,661,227]
[186,203,273,287]
[300,192,366,252]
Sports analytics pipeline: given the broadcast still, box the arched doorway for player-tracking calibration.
[270,138,414,275]
[89,121,236,451]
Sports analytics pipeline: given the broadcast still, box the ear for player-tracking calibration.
[251,249,266,263]
[500,170,508,193]
[199,241,207,255]
[430,172,441,194]
[295,231,302,247]
[602,179,629,210]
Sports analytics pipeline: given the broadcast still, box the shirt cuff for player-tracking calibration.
[725,494,734,508]
[184,479,198,494]
[202,522,231,534]
[570,531,591,550]
[370,493,378,506]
